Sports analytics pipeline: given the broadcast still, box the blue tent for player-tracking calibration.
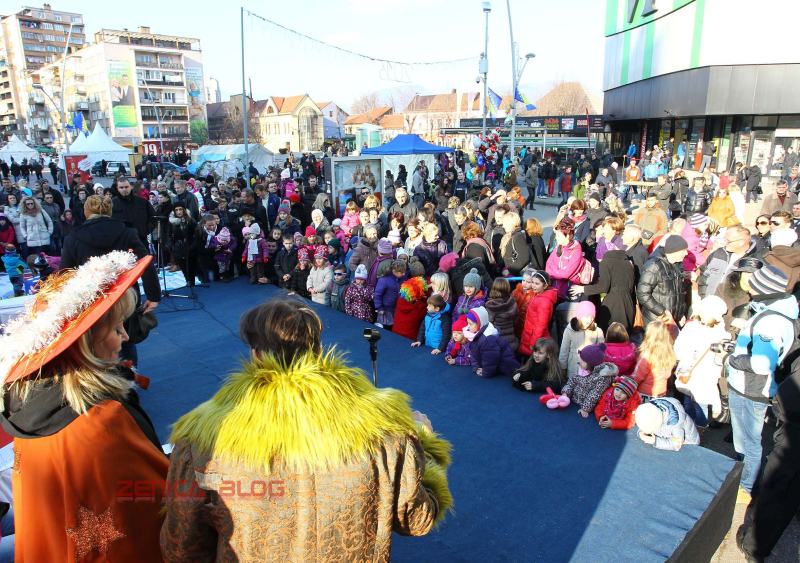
[361,134,450,155]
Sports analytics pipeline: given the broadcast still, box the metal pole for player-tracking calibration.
[241,6,249,185]
[60,23,74,157]
[481,6,489,136]
[506,0,517,161]
[139,79,164,157]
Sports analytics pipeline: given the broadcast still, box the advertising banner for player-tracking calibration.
[65,154,91,183]
[107,60,139,137]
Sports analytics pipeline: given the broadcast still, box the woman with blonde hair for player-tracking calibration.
[19,195,53,256]
[525,217,547,270]
[632,320,678,401]
[0,252,168,561]
[499,212,530,276]
[707,185,739,227]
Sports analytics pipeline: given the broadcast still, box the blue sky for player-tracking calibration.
[43,0,605,111]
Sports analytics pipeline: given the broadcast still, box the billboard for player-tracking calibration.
[604,0,800,91]
[184,55,207,145]
[107,59,139,136]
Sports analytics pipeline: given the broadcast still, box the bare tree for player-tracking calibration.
[383,86,416,113]
[209,103,261,144]
[533,81,594,116]
[350,92,382,115]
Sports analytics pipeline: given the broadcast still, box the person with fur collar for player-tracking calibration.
[161,299,453,561]
[464,306,520,378]
[559,344,618,418]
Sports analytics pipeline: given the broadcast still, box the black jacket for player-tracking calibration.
[500,230,531,276]
[60,216,160,302]
[583,249,635,330]
[683,189,712,215]
[112,194,155,244]
[635,255,687,325]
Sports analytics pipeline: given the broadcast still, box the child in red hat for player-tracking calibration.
[594,375,642,429]
[445,316,473,365]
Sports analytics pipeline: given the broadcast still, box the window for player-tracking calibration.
[53,24,63,31]
[21,32,37,39]
[44,34,57,41]
[71,16,82,23]
[70,37,83,44]
[41,22,53,30]
[53,15,62,21]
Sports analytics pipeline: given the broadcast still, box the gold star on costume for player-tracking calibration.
[65,506,125,561]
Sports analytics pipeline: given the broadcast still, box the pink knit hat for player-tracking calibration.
[439,252,458,273]
[574,301,596,321]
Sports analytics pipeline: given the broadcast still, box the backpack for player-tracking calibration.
[746,310,800,385]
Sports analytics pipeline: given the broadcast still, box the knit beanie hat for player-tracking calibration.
[327,238,341,251]
[574,300,596,321]
[297,247,310,262]
[278,200,291,215]
[770,228,798,248]
[614,375,638,399]
[463,268,481,289]
[332,218,342,227]
[588,192,602,204]
[439,252,458,273]
[314,246,328,260]
[635,402,664,434]
[663,235,688,254]
[248,223,261,236]
[377,238,393,255]
[466,306,489,330]
[697,295,727,324]
[396,248,409,260]
[749,264,790,296]
[578,343,606,370]
[288,193,301,204]
[452,315,468,332]
[688,214,708,230]
[305,225,317,237]
[293,231,304,245]
[355,263,368,279]
[388,229,403,245]
[408,256,426,278]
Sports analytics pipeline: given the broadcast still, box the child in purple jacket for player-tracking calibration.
[453,268,487,325]
[464,306,520,378]
[445,315,473,366]
[373,259,407,330]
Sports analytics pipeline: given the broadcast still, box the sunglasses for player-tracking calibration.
[756,221,769,226]
[770,220,782,226]
[333,272,346,277]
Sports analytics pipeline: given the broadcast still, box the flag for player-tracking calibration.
[71,112,83,133]
[515,88,536,111]
[487,88,502,116]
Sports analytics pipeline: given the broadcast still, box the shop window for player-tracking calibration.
[778,116,800,129]
[753,115,778,128]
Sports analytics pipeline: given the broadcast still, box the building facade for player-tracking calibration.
[404,90,482,143]
[36,26,205,155]
[256,94,323,153]
[603,0,800,177]
[0,3,85,143]
[316,100,348,140]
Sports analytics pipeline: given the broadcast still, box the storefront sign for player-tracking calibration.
[458,115,603,133]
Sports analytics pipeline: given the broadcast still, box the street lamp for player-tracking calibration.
[32,84,68,159]
[506,0,535,159]
[480,1,491,136]
[137,76,165,158]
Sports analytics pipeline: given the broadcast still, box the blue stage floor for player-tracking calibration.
[139,279,737,562]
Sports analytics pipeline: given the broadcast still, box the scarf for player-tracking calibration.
[463,329,477,342]
[463,236,496,264]
[247,236,260,261]
[601,395,628,420]
[577,366,590,377]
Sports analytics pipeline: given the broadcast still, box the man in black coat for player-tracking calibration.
[636,234,689,326]
[40,179,65,213]
[112,176,155,246]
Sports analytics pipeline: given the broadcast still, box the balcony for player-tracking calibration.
[143,131,189,140]
[141,78,185,88]
[139,98,187,106]
[159,61,183,70]
[141,113,189,122]
[69,102,89,111]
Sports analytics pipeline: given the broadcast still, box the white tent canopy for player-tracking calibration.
[78,123,132,163]
[0,135,38,163]
[189,143,276,176]
[68,131,91,154]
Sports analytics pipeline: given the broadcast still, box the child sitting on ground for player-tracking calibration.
[242,224,270,284]
[412,294,452,355]
[559,344,618,417]
[464,306,520,378]
[326,264,350,312]
[445,316,472,366]
[634,397,700,451]
[289,247,312,299]
[344,264,375,323]
[594,375,642,430]
[512,337,563,393]
[559,301,605,380]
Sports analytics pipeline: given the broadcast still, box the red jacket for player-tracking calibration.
[511,285,535,339]
[392,297,428,340]
[519,288,558,356]
[603,342,638,376]
[594,387,641,429]
[0,225,15,254]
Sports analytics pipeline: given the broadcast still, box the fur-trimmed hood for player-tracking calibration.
[170,349,453,520]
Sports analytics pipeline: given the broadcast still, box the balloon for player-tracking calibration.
[477,154,486,167]
[469,154,477,164]
[471,136,482,149]
[466,168,474,181]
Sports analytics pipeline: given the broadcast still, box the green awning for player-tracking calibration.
[35,145,56,154]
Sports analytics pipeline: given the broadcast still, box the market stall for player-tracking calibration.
[0,135,39,163]
[188,143,276,177]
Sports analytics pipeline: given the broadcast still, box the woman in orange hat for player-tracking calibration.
[0,251,168,562]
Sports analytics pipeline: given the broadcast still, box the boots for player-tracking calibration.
[712,395,731,426]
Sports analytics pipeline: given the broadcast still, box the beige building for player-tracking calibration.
[255,94,323,153]
[0,3,85,143]
[404,90,482,143]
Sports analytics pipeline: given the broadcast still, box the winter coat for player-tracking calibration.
[582,249,635,331]
[340,211,361,235]
[698,242,757,298]
[636,255,687,326]
[19,210,53,247]
[168,217,197,260]
[326,276,350,312]
[445,339,472,365]
[707,195,738,227]
[413,239,449,277]
[595,235,624,262]
[760,190,798,216]
[545,241,584,300]
[562,362,618,412]
[307,265,333,304]
[374,273,403,314]
[470,323,520,377]
[763,246,800,295]
[161,353,451,562]
[519,288,558,356]
[418,304,453,352]
[112,194,155,243]
[392,279,429,340]
[638,397,701,451]
[453,290,486,323]
[344,282,375,322]
[274,248,299,286]
[632,207,668,241]
[499,230,531,276]
[674,320,728,413]
[484,295,519,351]
[650,181,672,210]
[60,216,160,303]
[632,356,672,398]
[512,359,561,393]
[559,324,605,380]
[368,253,395,288]
[289,266,311,298]
[683,189,712,215]
[511,285,536,339]
[603,342,638,376]
[388,200,418,224]
[348,238,378,274]
[4,206,25,243]
[594,387,641,430]
[244,236,270,264]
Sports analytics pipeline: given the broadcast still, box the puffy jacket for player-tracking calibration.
[519,288,558,356]
[649,181,672,210]
[453,290,486,323]
[484,295,519,352]
[682,189,712,215]
[697,242,757,298]
[348,238,378,274]
[374,273,403,313]
[470,324,520,377]
[344,283,375,322]
[417,304,452,352]
[307,265,333,304]
[413,239,449,277]
[603,342,638,376]
[325,278,349,312]
[636,255,687,326]
[274,248,298,285]
[594,386,641,430]
[19,210,53,247]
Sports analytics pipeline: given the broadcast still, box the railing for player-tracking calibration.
[141,113,188,121]
[142,78,185,87]
[159,62,183,70]
[139,98,187,105]
[143,131,189,139]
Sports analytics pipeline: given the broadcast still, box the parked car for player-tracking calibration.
[91,161,129,177]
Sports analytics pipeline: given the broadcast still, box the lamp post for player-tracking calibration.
[137,77,165,158]
[480,1,491,136]
[505,0,534,160]
[32,84,67,156]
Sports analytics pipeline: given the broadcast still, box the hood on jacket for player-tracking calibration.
[750,293,799,319]
[484,294,516,316]
[604,341,637,363]
[592,362,620,379]
[768,246,800,268]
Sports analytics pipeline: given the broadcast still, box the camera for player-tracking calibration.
[363,328,381,343]
[710,339,736,354]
